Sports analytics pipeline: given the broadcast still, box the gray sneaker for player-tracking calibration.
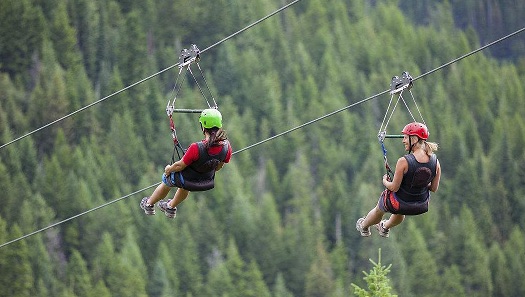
[376,220,390,238]
[356,217,371,237]
[140,197,155,215]
[158,200,177,218]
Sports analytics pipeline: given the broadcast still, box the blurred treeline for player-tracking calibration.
[0,0,524,296]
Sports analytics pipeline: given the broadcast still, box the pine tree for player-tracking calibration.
[172,225,204,296]
[224,238,248,297]
[272,273,294,297]
[204,258,234,297]
[304,241,335,297]
[66,249,93,297]
[437,265,466,297]
[50,1,81,70]
[248,192,285,287]
[488,243,511,297]
[69,0,100,80]
[452,207,493,296]
[242,260,272,297]
[399,221,441,296]
[503,227,525,297]
[147,258,173,297]
[351,249,397,297]
[0,0,45,78]
[0,225,33,297]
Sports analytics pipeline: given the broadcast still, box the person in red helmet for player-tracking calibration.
[356,122,441,237]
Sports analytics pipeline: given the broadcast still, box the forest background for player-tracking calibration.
[1,0,525,296]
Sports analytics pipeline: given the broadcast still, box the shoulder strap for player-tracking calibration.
[196,141,206,158]
[403,154,416,167]
[429,154,437,175]
[217,140,229,161]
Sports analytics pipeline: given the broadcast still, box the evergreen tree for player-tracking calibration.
[304,241,335,297]
[272,273,294,297]
[399,221,441,296]
[450,207,493,296]
[118,9,148,85]
[50,1,81,70]
[105,111,148,185]
[242,260,272,297]
[0,225,33,297]
[0,0,45,78]
[248,192,285,287]
[69,0,100,81]
[352,250,397,297]
[437,265,465,297]
[488,243,511,297]
[28,45,72,154]
[224,238,247,297]
[204,258,234,297]
[503,227,525,297]
[147,258,173,297]
[66,249,93,297]
[172,225,204,296]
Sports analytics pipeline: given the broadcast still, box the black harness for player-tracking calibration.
[383,154,437,215]
[166,140,229,191]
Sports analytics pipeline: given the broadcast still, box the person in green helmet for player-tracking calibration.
[140,108,232,218]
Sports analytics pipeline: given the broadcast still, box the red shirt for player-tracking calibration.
[182,140,232,166]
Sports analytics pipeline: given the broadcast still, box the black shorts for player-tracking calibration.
[378,189,429,215]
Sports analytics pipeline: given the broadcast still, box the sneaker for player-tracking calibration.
[158,200,177,218]
[356,217,371,237]
[140,197,155,215]
[376,220,390,238]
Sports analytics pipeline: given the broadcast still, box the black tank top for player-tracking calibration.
[395,154,437,202]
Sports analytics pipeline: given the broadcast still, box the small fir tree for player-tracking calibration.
[351,249,397,297]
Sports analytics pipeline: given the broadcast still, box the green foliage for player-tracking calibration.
[0,224,33,297]
[0,1,525,296]
[0,0,45,79]
[352,249,397,297]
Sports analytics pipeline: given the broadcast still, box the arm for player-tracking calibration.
[383,157,408,192]
[164,159,188,176]
[429,159,441,192]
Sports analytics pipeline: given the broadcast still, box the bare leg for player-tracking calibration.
[147,183,171,205]
[362,205,385,228]
[384,214,404,229]
[168,188,190,208]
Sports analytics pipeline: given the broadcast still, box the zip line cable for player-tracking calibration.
[0,90,388,249]
[0,183,160,249]
[200,0,302,55]
[0,26,523,249]
[414,26,525,81]
[0,0,305,151]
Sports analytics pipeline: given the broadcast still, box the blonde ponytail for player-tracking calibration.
[424,141,439,156]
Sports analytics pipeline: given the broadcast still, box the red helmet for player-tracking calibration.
[402,122,429,140]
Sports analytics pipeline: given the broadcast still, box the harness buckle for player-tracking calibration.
[389,71,413,94]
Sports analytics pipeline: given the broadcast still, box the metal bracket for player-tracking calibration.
[166,102,174,116]
[378,131,387,142]
[390,71,413,94]
[178,44,200,68]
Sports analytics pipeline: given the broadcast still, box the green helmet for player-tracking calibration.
[199,108,222,129]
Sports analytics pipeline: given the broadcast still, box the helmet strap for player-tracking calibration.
[408,136,416,153]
